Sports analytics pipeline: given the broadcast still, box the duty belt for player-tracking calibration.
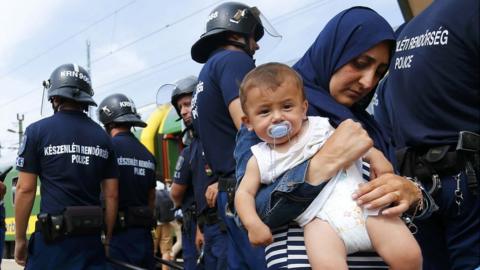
[397,131,479,196]
[115,206,155,231]
[35,206,103,244]
[182,206,197,221]
[197,208,226,233]
[197,208,221,227]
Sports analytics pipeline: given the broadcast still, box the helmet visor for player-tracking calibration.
[250,7,281,39]
[250,7,282,62]
[156,83,176,106]
[40,80,52,117]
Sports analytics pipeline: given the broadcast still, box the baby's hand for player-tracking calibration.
[247,222,273,247]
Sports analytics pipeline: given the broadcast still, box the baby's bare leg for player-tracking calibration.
[304,218,348,270]
[366,215,422,270]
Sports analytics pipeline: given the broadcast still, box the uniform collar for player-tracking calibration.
[56,110,87,116]
[113,131,134,137]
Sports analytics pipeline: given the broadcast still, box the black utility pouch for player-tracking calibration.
[63,206,103,236]
[116,211,127,230]
[50,215,65,241]
[127,206,155,228]
[37,213,53,243]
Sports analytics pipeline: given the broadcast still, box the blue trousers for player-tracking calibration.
[182,219,203,270]
[217,192,267,270]
[202,222,228,270]
[415,171,480,270]
[26,231,106,269]
[109,228,154,269]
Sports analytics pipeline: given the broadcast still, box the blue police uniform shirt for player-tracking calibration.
[16,110,118,214]
[189,138,217,214]
[112,131,156,209]
[191,49,255,176]
[173,145,195,211]
[374,0,479,148]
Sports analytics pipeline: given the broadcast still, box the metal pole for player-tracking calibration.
[86,39,91,75]
[17,113,24,145]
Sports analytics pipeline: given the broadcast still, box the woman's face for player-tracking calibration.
[329,41,390,107]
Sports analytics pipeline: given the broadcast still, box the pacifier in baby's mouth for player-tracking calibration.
[267,121,292,139]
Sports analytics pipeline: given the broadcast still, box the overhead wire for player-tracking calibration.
[271,0,330,25]
[91,0,327,64]
[0,0,137,81]
[90,0,332,97]
[0,87,39,108]
[91,0,223,64]
[6,0,332,111]
[90,0,331,95]
[94,53,189,91]
[1,1,220,107]
[18,55,190,115]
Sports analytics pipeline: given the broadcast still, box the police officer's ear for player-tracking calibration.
[104,122,116,135]
[241,115,253,131]
[50,96,62,106]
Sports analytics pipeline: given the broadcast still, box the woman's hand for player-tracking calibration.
[307,119,373,185]
[352,173,422,216]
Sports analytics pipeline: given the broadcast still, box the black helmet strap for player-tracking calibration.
[225,36,254,57]
[181,124,196,138]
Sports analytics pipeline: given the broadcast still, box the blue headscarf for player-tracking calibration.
[293,6,396,160]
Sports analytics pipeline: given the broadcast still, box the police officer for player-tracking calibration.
[374,0,480,269]
[169,76,204,270]
[14,63,119,269]
[190,2,273,269]
[98,93,156,269]
[171,76,229,270]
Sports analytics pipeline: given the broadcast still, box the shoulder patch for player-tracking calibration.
[175,156,184,171]
[18,134,27,155]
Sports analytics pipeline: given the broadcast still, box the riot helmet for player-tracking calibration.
[191,2,265,63]
[45,63,96,106]
[170,76,198,117]
[97,93,146,128]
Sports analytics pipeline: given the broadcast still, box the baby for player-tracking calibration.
[235,62,421,269]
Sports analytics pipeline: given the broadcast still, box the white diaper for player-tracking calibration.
[295,161,378,254]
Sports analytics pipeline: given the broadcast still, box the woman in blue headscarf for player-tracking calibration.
[294,6,395,159]
[234,6,431,269]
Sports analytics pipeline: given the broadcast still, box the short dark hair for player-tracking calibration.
[239,62,305,113]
